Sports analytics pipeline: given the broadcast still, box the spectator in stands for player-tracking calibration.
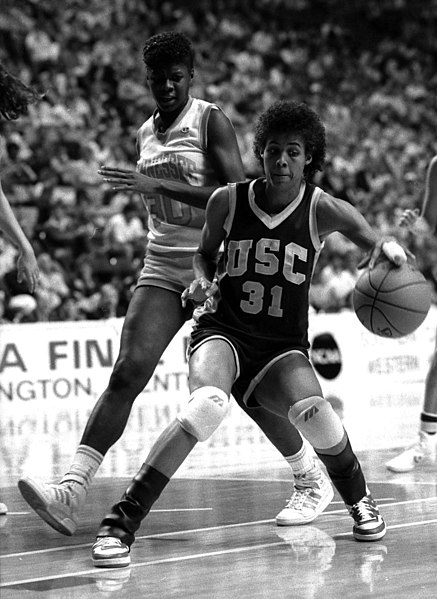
[104,201,147,262]
[70,254,98,298]
[34,252,69,321]
[74,282,120,320]
[6,293,38,323]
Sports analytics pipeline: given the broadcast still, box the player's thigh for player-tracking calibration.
[118,285,186,365]
[255,352,323,416]
[189,338,237,396]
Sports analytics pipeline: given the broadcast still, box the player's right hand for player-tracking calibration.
[98,165,158,194]
[359,236,410,270]
[17,248,39,292]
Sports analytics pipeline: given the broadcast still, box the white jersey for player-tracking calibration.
[136,96,220,256]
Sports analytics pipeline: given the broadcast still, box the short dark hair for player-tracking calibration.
[142,31,194,70]
[0,63,41,120]
[253,100,326,179]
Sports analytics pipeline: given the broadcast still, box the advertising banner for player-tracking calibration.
[1,307,435,481]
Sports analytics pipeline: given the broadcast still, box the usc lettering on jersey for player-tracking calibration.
[202,179,323,349]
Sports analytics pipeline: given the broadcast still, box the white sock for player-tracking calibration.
[285,443,320,480]
[60,445,104,492]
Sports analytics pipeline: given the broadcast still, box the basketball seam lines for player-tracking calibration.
[354,295,429,315]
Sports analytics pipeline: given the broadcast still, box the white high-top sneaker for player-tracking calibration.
[385,431,437,473]
[18,477,86,535]
[275,471,334,526]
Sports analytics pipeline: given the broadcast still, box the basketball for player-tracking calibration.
[352,261,432,338]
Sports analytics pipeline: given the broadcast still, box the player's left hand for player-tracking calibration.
[399,208,431,236]
[359,237,412,270]
[181,277,218,307]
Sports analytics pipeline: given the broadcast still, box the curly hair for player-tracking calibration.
[253,100,326,180]
[0,63,41,120]
[142,31,194,70]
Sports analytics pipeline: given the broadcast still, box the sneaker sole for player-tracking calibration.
[385,463,415,473]
[18,479,76,536]
[276,485,335,526]
[385,458,435,473]
[353,522,387,542]
[93,556,131,568]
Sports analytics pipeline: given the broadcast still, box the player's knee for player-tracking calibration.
[288,395,325,425]
[288,396,345,452]
[108,355,151,395]
[177,386,229,442]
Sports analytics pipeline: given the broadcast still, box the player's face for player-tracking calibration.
[147,62,193,115]
[262,132,311,192]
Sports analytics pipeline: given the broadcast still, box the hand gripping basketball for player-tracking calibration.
[359,237,410,270]
[380,240,408,266]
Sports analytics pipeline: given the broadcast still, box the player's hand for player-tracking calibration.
[181,277,218,307]
[399,208,419,229]
[16,248,39,292]
[98,166,159,194]
[358,237,411,270]
[399,208,431,236]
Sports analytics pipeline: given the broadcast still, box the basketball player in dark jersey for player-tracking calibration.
[90,100,407,567]
[0,62,40,515]
[386,154,437,472]
[19,33,332,537]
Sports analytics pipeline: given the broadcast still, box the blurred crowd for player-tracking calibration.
[1,0,437,322]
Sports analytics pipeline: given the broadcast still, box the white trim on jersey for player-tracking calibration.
[309,186,324,252]
[248,179,306,229]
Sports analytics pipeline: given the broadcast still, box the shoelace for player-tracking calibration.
[350,498,377,523]
[95,537,124,549]
[284,487,314,510]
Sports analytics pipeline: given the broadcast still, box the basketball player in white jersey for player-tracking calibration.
[90,100,407,568]
[19,32,332,535]
[0,62,41,515]
[386,155,437,472]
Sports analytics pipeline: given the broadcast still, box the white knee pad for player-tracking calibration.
[177,386,229,442]
[288,396,345,452]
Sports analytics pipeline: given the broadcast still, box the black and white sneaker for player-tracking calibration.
[348,494,386,541]
[92,536,131,568]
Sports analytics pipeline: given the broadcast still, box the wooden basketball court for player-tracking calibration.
[1,449,436,598]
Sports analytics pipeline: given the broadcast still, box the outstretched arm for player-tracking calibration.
[317,192,406,267]
[99,109,245,210]
[181,186,229,305]
[0,179,39,291]
[317,193,379,252]
[421,156,437,232]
